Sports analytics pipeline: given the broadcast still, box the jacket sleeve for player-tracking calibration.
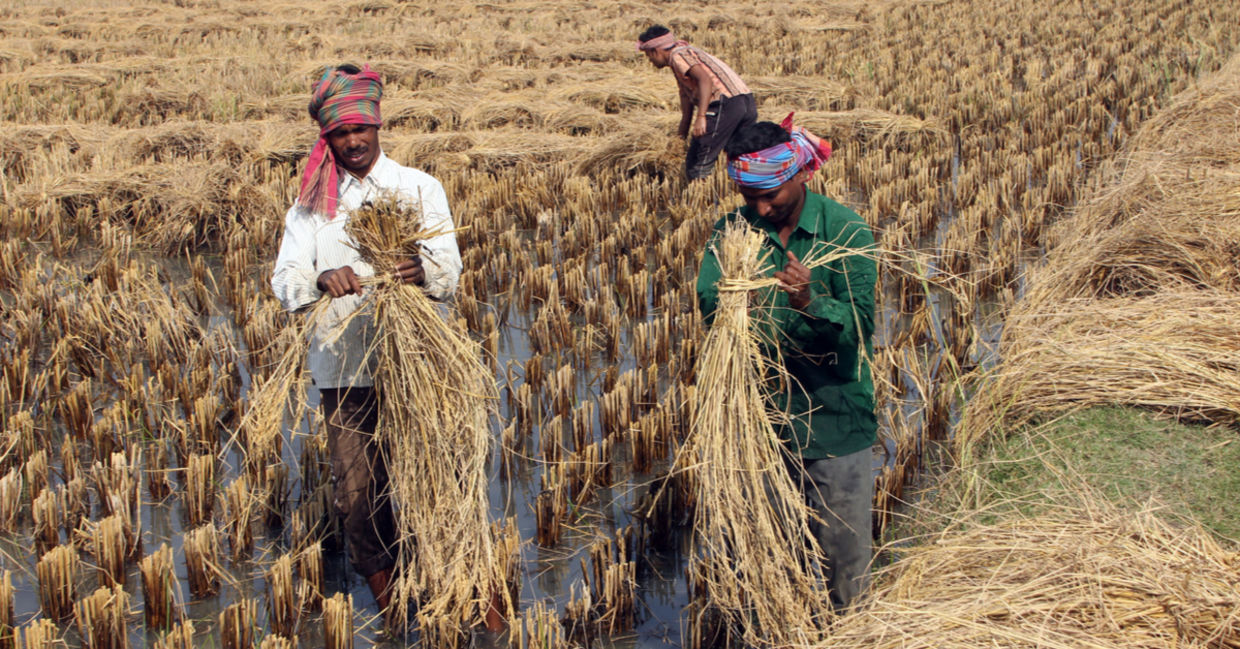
[270,205,324,312]
[783,217,877,372]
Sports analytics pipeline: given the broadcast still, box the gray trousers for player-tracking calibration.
[795,447,873,611]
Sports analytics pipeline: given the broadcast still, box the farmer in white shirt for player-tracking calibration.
[270,63,461,615]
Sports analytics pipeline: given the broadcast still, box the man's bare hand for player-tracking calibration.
[394,257,425,286]
[692,114,708,137]
[317,266,363,298]
[774,250,812,310]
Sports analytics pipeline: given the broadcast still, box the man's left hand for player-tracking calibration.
[394,257,425,286]
[774,250,812,310]
[692,115,707,137]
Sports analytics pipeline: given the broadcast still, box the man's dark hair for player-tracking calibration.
[724,122,792,158]
[336,63,362,74]
[638,25,670,43]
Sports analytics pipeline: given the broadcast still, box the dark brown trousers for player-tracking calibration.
[320,387,397,578]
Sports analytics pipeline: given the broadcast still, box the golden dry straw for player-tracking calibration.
[92,451,142,548]
[262,463,289,530]
[0,470,21,533]
[59,478,88,540]
[515,600,569,649]
[344,194,506,637]
[265,553,298,638]
[961,292,1240,452]
[218,598,256,649]
[232,302,323,482]
[183,524,222,599]
[295,542,324,613]
[183,453,215,527]
[17,619,59,649]
[91,514,128,588]
[677,219,833,647]
[578,536,637,634]
[35,545,77,621]
[223,476,257,560]
[818,503,1240,649]
[74,585,130,649]
[322,592,352,649]
[0,2,1238,648]
[139,543,178,631]
[23,450,47,502]
[0,570,12,649]
[146,442,172,501]
[959,52,1240,457]
[257,635,294,649]
[153,621,193,649]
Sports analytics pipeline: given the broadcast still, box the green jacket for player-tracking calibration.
[696,191,878,460]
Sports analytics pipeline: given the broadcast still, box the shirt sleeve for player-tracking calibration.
[670,50,699,99]
[784,217,877,378]
[411,178,462,300]
[271,205,324,312]
[695,216,734,328]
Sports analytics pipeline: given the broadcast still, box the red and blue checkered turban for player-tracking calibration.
[727,113,832,189]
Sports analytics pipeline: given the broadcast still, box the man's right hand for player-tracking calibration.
[317,266,363,298]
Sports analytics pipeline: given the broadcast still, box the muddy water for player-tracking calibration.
[0,263,695,649]
[0,236,997,648]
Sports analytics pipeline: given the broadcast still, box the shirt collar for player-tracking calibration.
[793,191,822,236]
[743,190,822,240]
[336,150,393,194]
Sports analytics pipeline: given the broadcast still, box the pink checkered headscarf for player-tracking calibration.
[297,64,384,218]
[636,31,681,52]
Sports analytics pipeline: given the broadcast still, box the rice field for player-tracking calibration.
[1,0,1238,647]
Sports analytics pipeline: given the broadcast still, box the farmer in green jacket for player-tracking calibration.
[696,118,877,610]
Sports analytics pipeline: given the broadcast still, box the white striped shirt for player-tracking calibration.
[270,152,461,389]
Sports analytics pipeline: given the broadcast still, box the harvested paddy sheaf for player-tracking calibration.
[680,221,833,646]
[345,195,510,640]
[1,0,1239,645]
[820,504,1240,649]
[960,53,1240,454]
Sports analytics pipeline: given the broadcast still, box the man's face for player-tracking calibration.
[736,171,808,228]
[644,47,669,68]
[326,123,380,178]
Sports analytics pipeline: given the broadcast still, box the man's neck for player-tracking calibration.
[342,154,380,182]
[776,188,807,247]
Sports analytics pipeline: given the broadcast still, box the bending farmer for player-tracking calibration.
[696,119,877,610]
[637,25,757,181]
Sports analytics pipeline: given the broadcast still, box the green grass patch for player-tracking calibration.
[955,406,1240,543]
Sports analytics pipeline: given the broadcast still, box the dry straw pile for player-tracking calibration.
[959,52,1240,456]
[821,503,1240,649]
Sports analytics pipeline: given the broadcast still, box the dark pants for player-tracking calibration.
[685,93,757,180]
[320,387,397,578]
[795,447,873,611]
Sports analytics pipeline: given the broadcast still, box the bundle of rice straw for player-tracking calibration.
[680,218,835,647]
[233,310,321,478]
[819,503,1240,649]
[345,194,504,641]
